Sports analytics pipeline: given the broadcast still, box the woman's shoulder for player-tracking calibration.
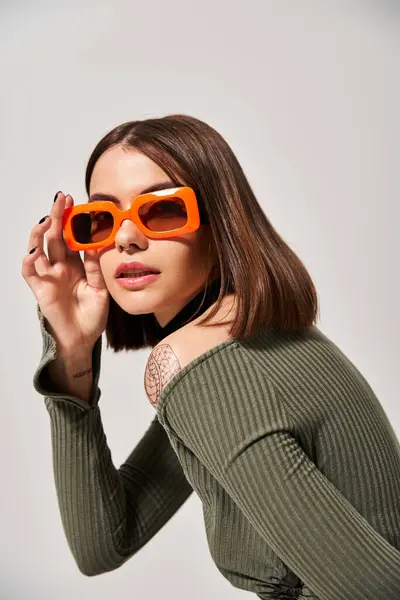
[144,294,238,409]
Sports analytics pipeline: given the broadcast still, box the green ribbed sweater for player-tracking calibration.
[32,304,400,599]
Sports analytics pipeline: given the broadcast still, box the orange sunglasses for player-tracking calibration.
[62,186,210,251]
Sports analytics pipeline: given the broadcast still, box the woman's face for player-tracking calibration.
[89,145,217,327]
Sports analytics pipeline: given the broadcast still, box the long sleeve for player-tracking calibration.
[32,304,193,576]
[157,347,400,600]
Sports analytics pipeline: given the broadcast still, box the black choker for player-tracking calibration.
[154,277,222,342]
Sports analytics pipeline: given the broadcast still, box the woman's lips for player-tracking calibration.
[116,273,160,289]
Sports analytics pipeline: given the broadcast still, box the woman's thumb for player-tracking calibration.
[83,249,107,290]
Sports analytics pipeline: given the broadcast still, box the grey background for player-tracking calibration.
[1,1,399,599]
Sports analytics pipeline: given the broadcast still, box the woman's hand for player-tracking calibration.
[21,191,110,353]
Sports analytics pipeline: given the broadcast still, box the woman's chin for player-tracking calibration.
[109,285,160,315]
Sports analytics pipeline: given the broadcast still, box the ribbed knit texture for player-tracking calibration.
[32,304,193,575]
[32,299,400,599]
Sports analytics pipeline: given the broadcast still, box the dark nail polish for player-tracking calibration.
[29,247,37,254]
[38,215,48,224]
[54,191,62,203]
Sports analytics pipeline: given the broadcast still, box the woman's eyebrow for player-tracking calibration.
[88,181,179,204]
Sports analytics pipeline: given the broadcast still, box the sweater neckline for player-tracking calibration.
[156,335,238,419]
[155,321,316,419]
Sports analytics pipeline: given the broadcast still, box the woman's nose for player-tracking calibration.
[114,218,146,245]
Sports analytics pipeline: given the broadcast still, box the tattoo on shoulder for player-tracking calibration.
[144,344,181,409]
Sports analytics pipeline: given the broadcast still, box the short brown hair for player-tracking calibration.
[85,114,319,352]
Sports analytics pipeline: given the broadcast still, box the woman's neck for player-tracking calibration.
[154,277,222,342]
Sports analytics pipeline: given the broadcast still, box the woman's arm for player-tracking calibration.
[33,306,193,576]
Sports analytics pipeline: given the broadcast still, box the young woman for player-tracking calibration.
[23,115,400,599]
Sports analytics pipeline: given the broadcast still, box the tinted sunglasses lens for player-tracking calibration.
[71,211,114,244]
[70,197,188,245]
[138,197,188,232]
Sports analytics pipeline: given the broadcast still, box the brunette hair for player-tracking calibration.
[84,114,319,351]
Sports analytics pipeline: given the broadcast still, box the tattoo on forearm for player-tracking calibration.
[72,368,92,379]
[145,344,181,408]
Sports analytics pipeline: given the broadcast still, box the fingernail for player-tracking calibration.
[54,191,62,203]
[29,247,37,254]
[38,215,49,224]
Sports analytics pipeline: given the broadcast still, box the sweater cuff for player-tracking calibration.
[32,303,103,410]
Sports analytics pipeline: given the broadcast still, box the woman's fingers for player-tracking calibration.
[22,190,85,293]
[83,248,107,290]
[46,192,67,265]
[22,219,51,284]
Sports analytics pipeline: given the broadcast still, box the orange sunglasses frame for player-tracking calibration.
[62,186,205,251]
